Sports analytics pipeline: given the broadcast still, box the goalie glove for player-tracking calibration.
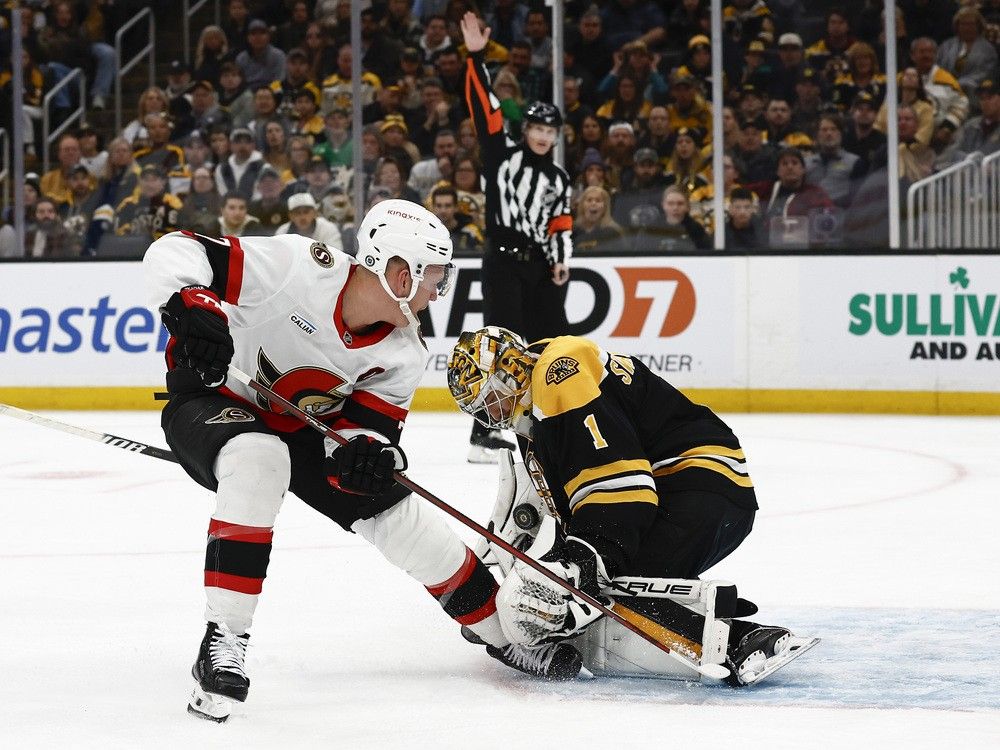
[474,449,549,575]
[496,516,611,647]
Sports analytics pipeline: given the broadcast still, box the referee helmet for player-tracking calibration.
[523,101,563,128]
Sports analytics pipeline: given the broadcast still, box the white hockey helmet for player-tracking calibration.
[356,199,455,326]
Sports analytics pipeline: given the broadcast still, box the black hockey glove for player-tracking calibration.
[326,436,407,496]
[161,286,234,389]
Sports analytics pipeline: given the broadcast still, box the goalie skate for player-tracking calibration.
[725,624,820,687]
[186,622,250,722]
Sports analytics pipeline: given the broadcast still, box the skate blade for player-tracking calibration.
[742,636,821,686]
[187,684,233,723]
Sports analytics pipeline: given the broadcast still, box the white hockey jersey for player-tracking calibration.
[144,231,426,443]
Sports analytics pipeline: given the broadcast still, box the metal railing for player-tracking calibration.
[115,8,156,134]
[42,68,86,174]
[0,128,8,210]
[906,152,984,249]
[983,151,1000,249]
[183,0,220,64]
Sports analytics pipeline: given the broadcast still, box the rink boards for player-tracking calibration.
[0,255,998,413]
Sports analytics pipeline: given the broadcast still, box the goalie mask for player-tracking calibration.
[447,327,535,431]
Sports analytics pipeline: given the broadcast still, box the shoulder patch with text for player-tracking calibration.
[545,356,580,385]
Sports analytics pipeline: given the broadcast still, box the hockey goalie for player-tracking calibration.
[447,327,819,685]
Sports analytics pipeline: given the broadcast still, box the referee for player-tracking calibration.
[460,11,574,461]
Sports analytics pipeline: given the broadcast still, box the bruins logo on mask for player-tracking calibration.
[545,356,579,385]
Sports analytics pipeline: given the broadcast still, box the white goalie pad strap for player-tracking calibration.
[476,449,551,575]
[604,577,709,602]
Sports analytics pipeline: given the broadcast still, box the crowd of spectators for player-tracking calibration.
[2,0,1000,258]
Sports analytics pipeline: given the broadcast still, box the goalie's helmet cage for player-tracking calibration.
[355,199,456,325]
[448,327,534,429]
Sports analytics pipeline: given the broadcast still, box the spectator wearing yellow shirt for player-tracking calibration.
[290,85,325,143]
[41,134,95,206]
[596,73,652,130]
[322,44,382,113]
[666,73,713,144]
[664,127,710,198]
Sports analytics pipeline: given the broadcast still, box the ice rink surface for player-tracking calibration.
[1,410,999,749]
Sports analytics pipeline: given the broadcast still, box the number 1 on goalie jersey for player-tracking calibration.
[583,413,608,449]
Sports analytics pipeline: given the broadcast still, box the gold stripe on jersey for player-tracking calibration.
[564,458,653,500]
[531,337,606,419]
[680,445,746,460]
[612,603,703,660]
[573,488,659,512]
[652,448,754,488]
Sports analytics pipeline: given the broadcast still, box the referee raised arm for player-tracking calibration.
[460,11,573,347]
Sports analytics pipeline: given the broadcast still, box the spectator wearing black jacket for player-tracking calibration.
[724,187,765,251]
[733,116,778,184]
[638,185,711,252]
[842,92,887,176]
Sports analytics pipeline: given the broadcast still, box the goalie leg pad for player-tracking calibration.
[204,433,290,635]
[580,578,733,681]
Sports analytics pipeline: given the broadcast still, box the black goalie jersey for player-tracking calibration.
[525,336,759,576]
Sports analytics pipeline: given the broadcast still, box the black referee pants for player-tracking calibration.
[481,241,569,343]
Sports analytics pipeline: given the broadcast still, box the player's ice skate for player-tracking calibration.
[187,622,250,722]
[724,623,820,687]
[486,642,583,680]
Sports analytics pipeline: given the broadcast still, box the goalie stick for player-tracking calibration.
[0,403,179,463]
[226,365,731,681]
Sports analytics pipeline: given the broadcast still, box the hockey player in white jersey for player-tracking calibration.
[144,200,513,722]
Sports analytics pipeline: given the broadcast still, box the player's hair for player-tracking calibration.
[431,184,458,203]
[818,112,844,133]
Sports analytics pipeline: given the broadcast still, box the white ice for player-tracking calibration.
[1,410,999,749]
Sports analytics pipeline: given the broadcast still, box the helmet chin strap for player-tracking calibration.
[375,273,421,328]
[397,300,420,328]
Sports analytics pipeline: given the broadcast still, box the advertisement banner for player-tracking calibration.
[0,257,743,390]
[770,256,1000,393]
[0,262,167,386]
[1,255,995,407]
[419,256,744,389]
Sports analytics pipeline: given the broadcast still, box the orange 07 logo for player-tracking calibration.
[610,267,697,338]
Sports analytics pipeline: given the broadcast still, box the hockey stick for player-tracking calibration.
[0,402,179,463]
[226,365,730,680]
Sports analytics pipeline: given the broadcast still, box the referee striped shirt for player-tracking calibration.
[465,51,573,266]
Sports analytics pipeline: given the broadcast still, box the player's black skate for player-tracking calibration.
[187,622,250,722]
[469,420,516,464]
[486,642,583,681]
[724,620,820,687]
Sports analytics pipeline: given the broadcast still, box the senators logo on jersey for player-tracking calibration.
[205,407,257,425]
[310,242,333,268]
[545,356,580,385]
[254,349,347,417]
